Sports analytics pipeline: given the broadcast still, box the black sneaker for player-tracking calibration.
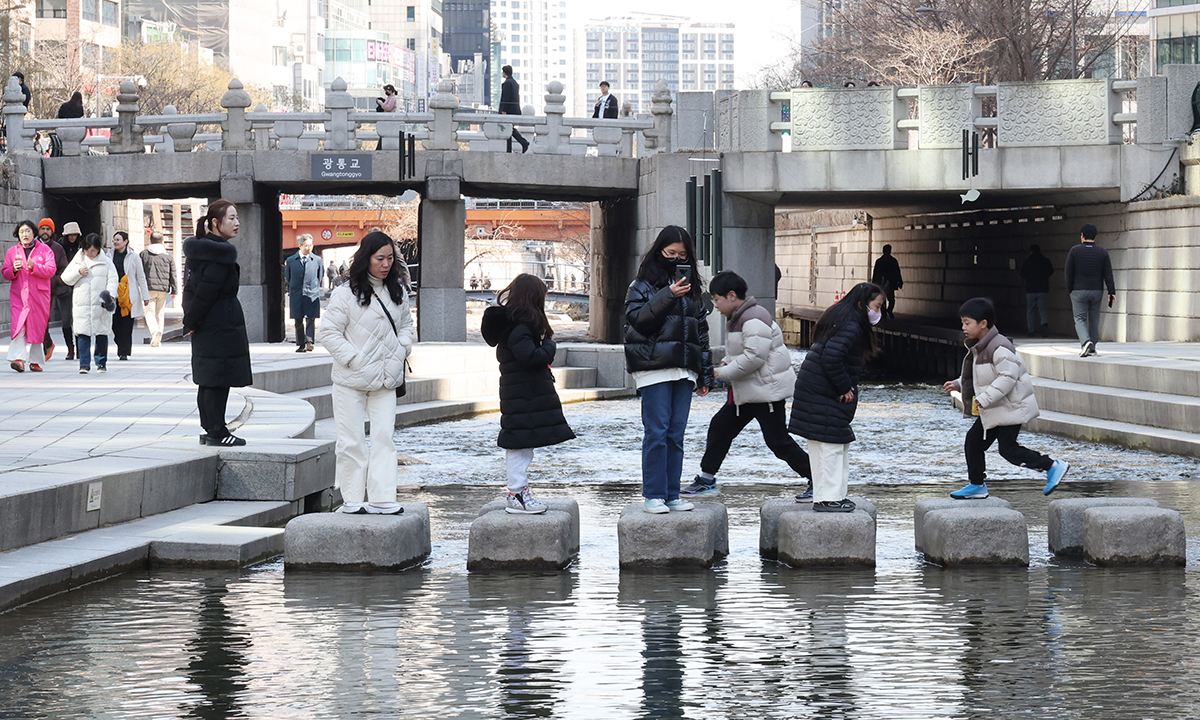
[680,476,718,497]
[814,499,856,513]
[204,434,247,446]
[1080,341,1094,358]
[794,483,813,503]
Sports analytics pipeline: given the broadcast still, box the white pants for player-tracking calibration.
[7,328,45,364]
[506,448,534,493]
[809,440,850,503]
[332,384,398,505]
[144,290,169,344]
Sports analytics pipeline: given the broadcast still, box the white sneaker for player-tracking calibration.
[365,502,403,515]
[340,502,367,514]
[666,499,694,512]
[505,487,548,514]
[643,498,669,514]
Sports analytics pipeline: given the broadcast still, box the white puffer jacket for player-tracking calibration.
[61,250,119,338]
[952,326,1040,430]
[318,277,414,391]
[713,297,796,405]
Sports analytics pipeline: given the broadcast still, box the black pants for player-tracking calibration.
[294,317,315,347]
[882,288,896,318]
[506,127,528,152]
[198,385,231,437]
[112,312,135,357]
[700,398,811,479]
[964,417,1053,483]
[43,292,73,354]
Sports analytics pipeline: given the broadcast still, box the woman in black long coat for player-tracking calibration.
[182,199,253,446]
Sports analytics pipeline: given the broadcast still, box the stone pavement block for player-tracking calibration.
[217,439,334,501]
[776,508,876,568]
[141,456,219,516]
[914,497,1013,555]
[478,497,580,554]
[469,501,578,571]
[1048,497,1161,558]
[617,502,728,569]
[151,526,285,566]
[284,504,431,570]
[760,496,875,560]
[924,508,1029,566]
[1083,507,1186,566]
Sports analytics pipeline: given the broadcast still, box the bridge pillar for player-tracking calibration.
[418,178,467,342]
[219,165,281,343]
[720,193,778,316]
[588,197,637,342]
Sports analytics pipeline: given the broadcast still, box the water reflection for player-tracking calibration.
[180,579,249,720]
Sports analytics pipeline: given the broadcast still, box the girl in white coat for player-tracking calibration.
[62,234,118,374]
[318,232,414,514]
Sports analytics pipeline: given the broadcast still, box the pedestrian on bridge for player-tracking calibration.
[110,231,149,361]
[3,220,55,372]
[183,200,253,446]
[284,233,323,352]
[624,226,713,515]
[1065,223,1115,357]
[592,81,619,119]
[499,65,530,154]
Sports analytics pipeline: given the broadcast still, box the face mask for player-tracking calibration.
[867,309,882,325]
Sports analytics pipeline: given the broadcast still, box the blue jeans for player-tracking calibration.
[1070,289,1104,347]
[76,335,108,370]
[1025,292,1048,333]
[640,379,694,501]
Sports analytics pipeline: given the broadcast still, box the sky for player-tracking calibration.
[574,0,807,87]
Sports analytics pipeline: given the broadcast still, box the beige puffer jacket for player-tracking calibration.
[713,297,796,405]
[318,277,414,392]
[953,326,1040,430]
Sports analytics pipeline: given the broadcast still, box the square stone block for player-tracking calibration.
[1083,507,1186,566]
[923,508,1029,566]
[776,507,876,567]
[617,502,728,569]
[469,499,579,571]
[914,497,1013,554]
[151,526,285,567]
[217,440,334,501]
[284,504,430,570]
[1048,497,1160,558]
[760,496,876,560]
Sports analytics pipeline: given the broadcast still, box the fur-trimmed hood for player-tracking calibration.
[183,234,238,264]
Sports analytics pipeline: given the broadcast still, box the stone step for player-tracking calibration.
[1025,409,1200,458]
[1031,377,1200,434]
[1020,344,1200,397]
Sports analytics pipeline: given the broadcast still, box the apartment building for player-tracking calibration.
[491,0,570,113]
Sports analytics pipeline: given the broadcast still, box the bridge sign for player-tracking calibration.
[321,229,332,240]
[312,153,372,181]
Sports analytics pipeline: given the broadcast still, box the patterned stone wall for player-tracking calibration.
[918,85,980,150]
[789,87,907,151]
[0,154,49,336]
[997,79,1121,147]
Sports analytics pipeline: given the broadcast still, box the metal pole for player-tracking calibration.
[1071,0,1078,78]
[711,170,723,273]
[686,176,698,259]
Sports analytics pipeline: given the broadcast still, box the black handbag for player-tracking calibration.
[372,289,408,397]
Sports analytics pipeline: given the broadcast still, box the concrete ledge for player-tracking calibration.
[776,507,876,567]
[1048,497,1160,557]
[284,504,431,570]
[924,508,1029,566]
[217,439,335,501]
[617,502,728,569]
[150,526,285,567]
[468,498,580,570]
[760,496,876,560]
[1083,506,1186,566]
[914,497,1013,555]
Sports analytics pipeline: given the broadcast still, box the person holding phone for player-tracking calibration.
[624,226,713,514]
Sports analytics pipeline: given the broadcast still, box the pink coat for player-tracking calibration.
[3,241,56,341]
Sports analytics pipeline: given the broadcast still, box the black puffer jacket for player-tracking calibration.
[182,233,252,388]
[481,305,575,450]
[788,319,865,444]
[623,278,713,388]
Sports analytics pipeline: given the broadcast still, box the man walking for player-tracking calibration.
[871,244,903,319]
[1065,223,1115,357]
[37,218,70,360]
[499,65,529,153]
[1020,244,1054,337]
[592,81,619,118]
[140,231,176,347]
[285,234,323,352]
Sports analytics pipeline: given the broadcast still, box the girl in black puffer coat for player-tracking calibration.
[624,226,713,514]
[788,282,883,512]
[482,273,575,515]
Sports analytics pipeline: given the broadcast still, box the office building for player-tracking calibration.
[492,0,571,113]
[443,0,491,106]
[370,0,444,111]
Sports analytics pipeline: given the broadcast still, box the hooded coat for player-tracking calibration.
[623,278,714,388]
[182,233,252,388]
[788,317,866,444]
[481,305,575,450]
[2,240,56,342]
[950,325,1040,430]
[713,296,796,406]
[61,249,118,337]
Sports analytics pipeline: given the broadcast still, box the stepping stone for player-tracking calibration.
[776,506,876,567]
[914,497,1012,555]
[1083,506,1186,566]
[1048,497,1160,557]
[923,507,1029,566]
[150,526,284,567]
[760,496,876,560]
[469,498,580,570]
[617,502,728,569]
[283,504,430,570]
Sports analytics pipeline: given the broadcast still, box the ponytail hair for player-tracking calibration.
[201,199,237,236]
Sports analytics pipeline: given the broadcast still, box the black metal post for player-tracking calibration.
[686,176,698,259]
[711,170,723,273]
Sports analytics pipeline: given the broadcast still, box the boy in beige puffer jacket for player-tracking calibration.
[943,297,1069,499]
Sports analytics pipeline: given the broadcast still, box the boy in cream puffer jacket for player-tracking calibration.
[681,271,813,497]
[943,297,1070,499]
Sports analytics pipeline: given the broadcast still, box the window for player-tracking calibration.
[36,0,67,19]
[406,5,415,20]
[406,38,416,50]
[82,0,97,22]
[273,46,287,66]
[101,0,117,26]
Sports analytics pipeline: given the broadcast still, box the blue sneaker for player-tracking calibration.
[1044,460,1070,495]
[681,476,718,497]
[950,483,989,499]
[794,483,813,503]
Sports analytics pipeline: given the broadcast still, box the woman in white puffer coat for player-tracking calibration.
[318,232,414,515]
[61,234,118,374]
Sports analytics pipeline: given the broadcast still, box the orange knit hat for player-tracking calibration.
[37,218,54,232]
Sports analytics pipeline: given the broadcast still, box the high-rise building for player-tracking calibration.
[443,0,491,106]
[573,13,735,117]
[370,0,443,111]
[491,0,571,113]
[35,0,120,80]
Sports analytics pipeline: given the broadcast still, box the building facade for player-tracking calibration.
[36,0,121,84]
[369,0,443,111]
[443,0,491,106]
[491,0,570,113]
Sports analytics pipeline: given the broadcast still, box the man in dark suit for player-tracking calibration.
[871,244,903,319]
[499,65,529,153]
[592,80,619,118]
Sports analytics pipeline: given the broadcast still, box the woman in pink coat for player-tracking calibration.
[3,219,56,372]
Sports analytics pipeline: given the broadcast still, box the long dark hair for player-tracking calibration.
[634,225,703,299]
[201,199,236,236]
[497,273,553,339]
[347,231,406,306]
[812,282,882,358]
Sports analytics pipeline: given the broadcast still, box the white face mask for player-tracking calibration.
[867,309,882,325]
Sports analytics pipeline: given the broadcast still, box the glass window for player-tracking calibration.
[82,0,98,22]
[274,46,287,65]
[407,5,415,20]
[102,0,117,26]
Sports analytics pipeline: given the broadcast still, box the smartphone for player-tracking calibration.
[1108,296,1114,308]
[674,264,691,284]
